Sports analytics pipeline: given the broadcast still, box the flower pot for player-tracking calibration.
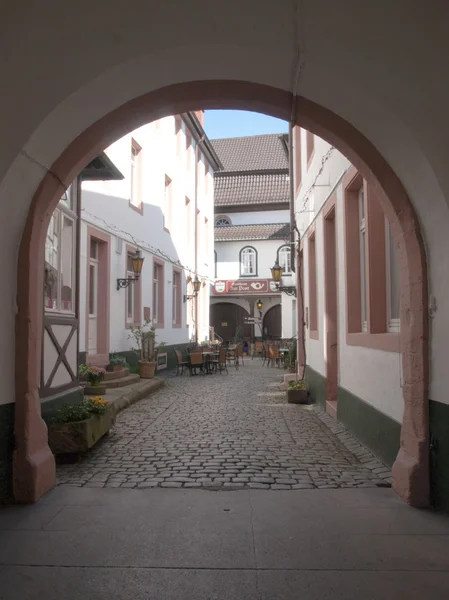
[106,364,123,372]
[139,360,156,379]
[85,385,107,395]
[287,389,308,404]
[47,411,115,454]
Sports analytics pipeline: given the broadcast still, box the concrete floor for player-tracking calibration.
[1,363,448,597]
[0,486,449,598]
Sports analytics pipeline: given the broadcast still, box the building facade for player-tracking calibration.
[79,112,220,368]
[294,127,402,469]
[211,134,296,343]
[40,112,220,425]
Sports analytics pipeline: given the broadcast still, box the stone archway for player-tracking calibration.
[14,80,427,507]
[263,306,282,339]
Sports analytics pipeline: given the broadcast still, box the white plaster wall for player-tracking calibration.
[222,210,290,226]
[215,239,291,281]
[300,139,404,422]
[79,116,214,354]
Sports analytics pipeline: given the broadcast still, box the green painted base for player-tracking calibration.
[41,387,84,422]
[0,402,14,504]
[305,366,326,408]
[337,386,401,467]
[430,398,449,511]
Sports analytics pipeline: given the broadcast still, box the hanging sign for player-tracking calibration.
[213,279,280,295]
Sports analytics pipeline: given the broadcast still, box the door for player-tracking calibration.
[262,305,282,339]
[88,240,99,355]
[324,206,338,417]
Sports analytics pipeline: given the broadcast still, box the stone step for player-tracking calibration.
[103,368,129,381]
[103,373,140,389]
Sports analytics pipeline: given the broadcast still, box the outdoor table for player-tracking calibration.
[202,351,216,374]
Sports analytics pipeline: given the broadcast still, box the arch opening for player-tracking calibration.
[15,80,428,508]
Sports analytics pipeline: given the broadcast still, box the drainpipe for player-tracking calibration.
[194,136,205,344]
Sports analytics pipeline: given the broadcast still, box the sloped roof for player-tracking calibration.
[211,133,288,172]
[214,223,290,242]
[214,172,289,207]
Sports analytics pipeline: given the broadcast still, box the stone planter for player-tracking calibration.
[85,384,106,395]
[106,364,123,372]
[139,360,156,379]
[47,410,116,454]
[287,389,308,404]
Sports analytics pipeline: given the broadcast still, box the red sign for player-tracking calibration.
[214,279,280,295]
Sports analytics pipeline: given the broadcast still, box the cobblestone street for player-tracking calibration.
[57,360,391,490]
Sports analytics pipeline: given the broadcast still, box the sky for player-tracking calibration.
[203,110,287,140]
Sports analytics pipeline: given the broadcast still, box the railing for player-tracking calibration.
[209,327,223,344]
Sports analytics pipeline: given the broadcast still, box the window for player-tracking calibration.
[358,185,368,331]
[172,269,181,327]
[214,250,218,278]
[130,139,142,209]
[153,264,159,324]
[386,221,400,331]
[308,232,318,335]
[278,245,292,275]
[44,187,77,313]
[306,130,315,164]
[215,216,231,227]
[240,246,257,277]
[153,261,164,327]
[126,253,134,324]
[164,175,172,231]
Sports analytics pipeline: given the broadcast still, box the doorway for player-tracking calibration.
[86,228,110,366]
[323,202,338,418]
[88,239,99,355]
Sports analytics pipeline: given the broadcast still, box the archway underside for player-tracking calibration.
[15,80,428,507]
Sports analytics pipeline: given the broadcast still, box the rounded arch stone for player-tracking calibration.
[15,80,428,507]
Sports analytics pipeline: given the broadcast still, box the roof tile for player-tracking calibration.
[214,223,290,242]
[211,133,288,172]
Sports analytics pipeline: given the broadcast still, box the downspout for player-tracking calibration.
[289,121,306,378]
[194,136,205,344]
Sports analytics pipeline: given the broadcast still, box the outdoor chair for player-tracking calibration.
[189,351,205,376]
[212,347,228,374]
[175,349,189,376]
[252,341,264,360]
[267,345,282,368]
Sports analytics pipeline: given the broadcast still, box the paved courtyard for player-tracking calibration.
[57,360,391,490]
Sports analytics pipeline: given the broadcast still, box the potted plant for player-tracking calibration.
[79,364,107,395]
[106,353,127,372]
[128,319,157,379]
[47,396,115,454]
[287,379,308,404]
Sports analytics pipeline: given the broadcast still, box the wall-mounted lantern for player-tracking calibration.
[256,299,263,311]
[184,276,201,302]
[116,249,145,290]
[271,259,296,297]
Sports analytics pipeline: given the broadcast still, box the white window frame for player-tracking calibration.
[278,245,292,275]
[126,253,135,325]
[172,270,180,326]
[359,185,368,332]
[240,246,257,277]
[44,187,77,315]
[385,220,400,332]
[153,263,159,324]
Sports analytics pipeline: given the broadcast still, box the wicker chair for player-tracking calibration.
[212,347,228,374]
[175,349,189,376]
[189,351,204,376]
